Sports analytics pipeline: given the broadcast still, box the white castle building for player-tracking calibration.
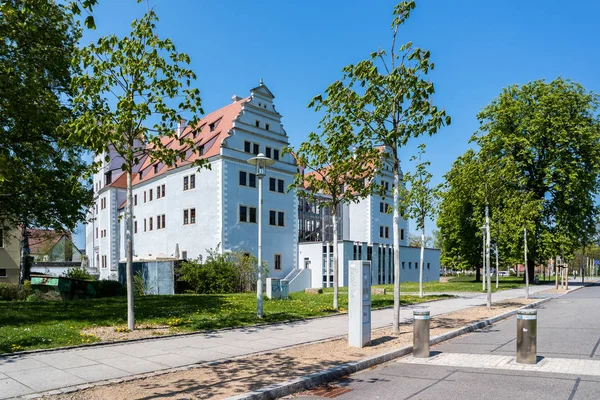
[85,82,440,289]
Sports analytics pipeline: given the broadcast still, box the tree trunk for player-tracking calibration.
[19,221,32,284]
[475,264,481,282]
[419,226,424,298]
[485,204,491,308]
[392,164,401,334]
[495,244,499,289]
[481,232,486,290]
[555,256,558,289]
[581,251,585,285]
[525,257,535,286]
[332,208,339,310]
[524,227,529,299]
[126,170,135,330]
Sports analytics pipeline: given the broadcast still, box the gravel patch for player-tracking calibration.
[81,324,171,342]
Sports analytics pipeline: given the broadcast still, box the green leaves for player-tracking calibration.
[69,8,206,173]
[403,144,437,232]
[0,0,93,232]
[443,78,600,269]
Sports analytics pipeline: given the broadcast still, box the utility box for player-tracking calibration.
[516,309,537,364]
[348,260,371,348]
[280,279,289,299]
[266,277,281,300]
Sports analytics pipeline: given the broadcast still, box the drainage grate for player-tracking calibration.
[302,385,354,398]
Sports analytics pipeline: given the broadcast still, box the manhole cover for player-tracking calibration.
[301,385,354,398]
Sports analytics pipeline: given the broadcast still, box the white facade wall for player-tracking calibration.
[130,161,222,262]
[86,145,143,279]
[299,241,440,289]
[396,246,441,283]
[297,242,325,289]
[219,86,297,278]
[346,200,369,243]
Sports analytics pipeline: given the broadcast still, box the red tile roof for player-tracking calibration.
[27,229,70,255]
[132,98,248,186]
[107,97,248,193]
[108,172,127,189]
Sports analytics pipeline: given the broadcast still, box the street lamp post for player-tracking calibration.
[248,153,275,318]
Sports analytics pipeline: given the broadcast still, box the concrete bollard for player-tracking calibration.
[516,309,537,364]
[413,310,430,358]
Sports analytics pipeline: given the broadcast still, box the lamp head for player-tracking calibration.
[248,153,275,177]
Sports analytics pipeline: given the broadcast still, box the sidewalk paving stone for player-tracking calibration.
[0,358,47,374]
[97,355,167,375]
[65,364,130,382]
[0,377,33,398]
[30,353,98,370]
[6,366,86,392]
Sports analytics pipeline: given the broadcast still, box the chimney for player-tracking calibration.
[177,118,187,138]
[231,94,242,103]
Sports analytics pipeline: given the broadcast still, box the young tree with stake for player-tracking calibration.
[289,126,379,310]
[69,9,206,330]
[309,1,450,334]
[404,144,437,298]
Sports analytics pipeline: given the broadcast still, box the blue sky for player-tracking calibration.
[72,0,600,248]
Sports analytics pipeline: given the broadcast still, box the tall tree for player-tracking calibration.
[289,128,378,310]
[0,0,93,283]
[309,1,450,334]
[404,144,437,298]
[472,78,600,282]
[69,8,205,330]
[466,148,521,307]
[438,151,483,280]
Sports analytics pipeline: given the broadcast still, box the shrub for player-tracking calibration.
[133,271,145,296]
[63,266,95,281]
[0,283,20,301]
[26,292,61,302]
[178,247,269,294]
[0,282,33,301]
[93,280,126,298]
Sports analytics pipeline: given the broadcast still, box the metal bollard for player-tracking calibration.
[516,309,537,364]
[413,310,430,358]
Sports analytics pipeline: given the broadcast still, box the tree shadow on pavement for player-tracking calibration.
[132,351,353,400]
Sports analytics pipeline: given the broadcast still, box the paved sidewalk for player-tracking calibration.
[0,284,555,399]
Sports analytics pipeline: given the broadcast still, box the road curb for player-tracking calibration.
[226,295,561,400]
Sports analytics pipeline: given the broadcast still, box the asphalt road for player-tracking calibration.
[295,283,600,400]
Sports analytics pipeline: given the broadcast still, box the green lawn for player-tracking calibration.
[322,275,541,294]
[0,291,448,354]
[379,275,531,293]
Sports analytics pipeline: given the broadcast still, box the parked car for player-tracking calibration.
[498,271,509,277]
